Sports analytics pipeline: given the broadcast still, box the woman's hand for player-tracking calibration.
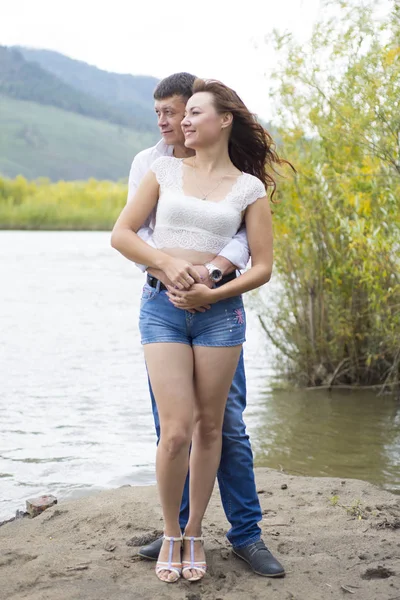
[166,283,217,310]
[161,257,202,290]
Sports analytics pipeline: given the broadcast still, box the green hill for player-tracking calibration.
[0,46,157,132]
[15,47,159,132]
[0,95,156,181]
[0,46,160,180]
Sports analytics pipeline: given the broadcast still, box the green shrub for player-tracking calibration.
[259,0,400,388]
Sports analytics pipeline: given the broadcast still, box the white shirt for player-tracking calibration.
[127,139,250,272]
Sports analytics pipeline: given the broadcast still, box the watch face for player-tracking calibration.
[210,269,223,282]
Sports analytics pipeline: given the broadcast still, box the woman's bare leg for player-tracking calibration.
[144,342,195,582]
[182,345,242,579]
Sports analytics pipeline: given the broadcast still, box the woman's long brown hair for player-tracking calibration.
[192,79,293,199]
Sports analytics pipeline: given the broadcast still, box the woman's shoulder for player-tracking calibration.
[150,156,182,183]
[240,172,267,204]
[151,155,181,168]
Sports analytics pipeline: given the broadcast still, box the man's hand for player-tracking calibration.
[159,257,201,290]
[193,264,213,288]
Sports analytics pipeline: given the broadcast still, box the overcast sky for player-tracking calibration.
[1,0,322,120]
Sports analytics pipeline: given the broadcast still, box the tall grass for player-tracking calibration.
[0,175,126,230]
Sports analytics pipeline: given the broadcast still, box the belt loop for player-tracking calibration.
[156,279,161,292]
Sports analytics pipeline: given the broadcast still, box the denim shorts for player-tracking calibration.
[139,280,246,347]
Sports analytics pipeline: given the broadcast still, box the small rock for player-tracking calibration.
[220,548,230,560]
[26,495,57,517]
[281,484,288,490]
[104,542,117,552]
[257,489,266,494]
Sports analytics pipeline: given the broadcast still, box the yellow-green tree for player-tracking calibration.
[260,0,400,388]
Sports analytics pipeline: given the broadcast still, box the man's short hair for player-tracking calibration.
[154,72,197,101]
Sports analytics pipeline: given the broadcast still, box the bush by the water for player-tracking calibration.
[260,0,400,388]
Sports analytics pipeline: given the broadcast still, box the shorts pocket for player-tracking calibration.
[140,283,158,307]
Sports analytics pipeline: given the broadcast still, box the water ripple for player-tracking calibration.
[1,231,399,520]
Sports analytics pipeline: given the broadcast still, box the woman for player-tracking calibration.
[111,79,289,583]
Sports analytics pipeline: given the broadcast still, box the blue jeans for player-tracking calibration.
[149,349,262,548]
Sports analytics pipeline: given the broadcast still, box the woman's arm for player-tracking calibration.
[111,170,201,289]
[166,195,272,306]
[213,194,273,299]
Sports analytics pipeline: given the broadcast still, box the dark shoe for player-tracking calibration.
[232,539,285,577]
[138,535,164,560]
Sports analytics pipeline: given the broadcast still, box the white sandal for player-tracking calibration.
[155,534,182,583]
[182,534,207,582]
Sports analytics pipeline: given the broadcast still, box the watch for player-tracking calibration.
[205,262,223,283]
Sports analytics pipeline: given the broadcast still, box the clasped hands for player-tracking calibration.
[154,258,217,313]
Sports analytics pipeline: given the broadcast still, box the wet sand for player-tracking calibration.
[1,468,399,600]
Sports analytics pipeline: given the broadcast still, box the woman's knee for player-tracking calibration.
[194,415,222,447]
[160,428,191,459]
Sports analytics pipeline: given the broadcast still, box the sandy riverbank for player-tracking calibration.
[0,468,399,600]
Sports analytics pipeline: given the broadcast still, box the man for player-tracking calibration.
[127,72,284,578]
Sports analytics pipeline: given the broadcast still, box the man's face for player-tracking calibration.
[154,95,187,146]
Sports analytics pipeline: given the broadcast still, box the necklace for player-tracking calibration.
[192,158,225,200]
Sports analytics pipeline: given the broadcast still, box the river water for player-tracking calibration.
[0,231,399,520]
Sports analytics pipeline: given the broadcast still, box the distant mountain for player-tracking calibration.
[0,46,160,180]
[0,47,157,132]
[15,47,159,133]
[0,95,156,181]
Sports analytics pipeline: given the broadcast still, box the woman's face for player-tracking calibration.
[181,92,227,149]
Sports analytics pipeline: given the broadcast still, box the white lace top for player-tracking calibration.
[151,156,266,254]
